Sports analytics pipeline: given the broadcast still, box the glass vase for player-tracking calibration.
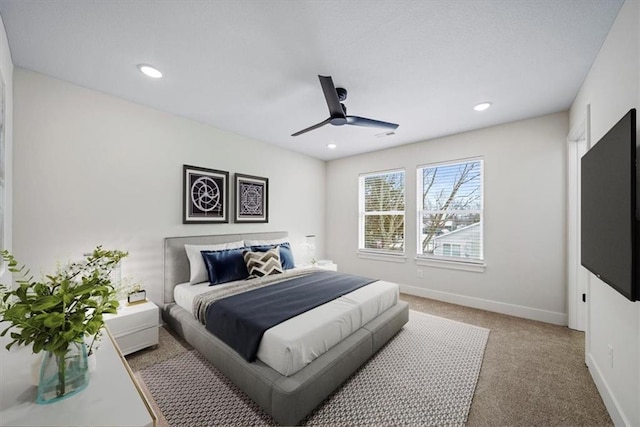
[36,341,89,404]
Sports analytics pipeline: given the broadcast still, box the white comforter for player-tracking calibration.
[174,271,399,376]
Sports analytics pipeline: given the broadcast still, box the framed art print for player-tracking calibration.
[234,173,268,223]
[183,165,229,224]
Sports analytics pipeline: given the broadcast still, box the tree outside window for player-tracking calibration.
[359,170,405,254]
[417,159,483,262]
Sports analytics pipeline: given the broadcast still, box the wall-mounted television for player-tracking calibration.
[581,108,638,301]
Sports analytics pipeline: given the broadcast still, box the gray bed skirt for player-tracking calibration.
[163,301,409,425]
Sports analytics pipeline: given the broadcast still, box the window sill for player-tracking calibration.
[357,251,407,263]
[415,257,485,272]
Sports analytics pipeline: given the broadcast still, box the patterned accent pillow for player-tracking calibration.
[250,242,295,270]
[243,248,283,278]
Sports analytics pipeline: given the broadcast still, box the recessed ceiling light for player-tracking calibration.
[137,64,163,79]
[473,102,492,112]
[327,143,337,150]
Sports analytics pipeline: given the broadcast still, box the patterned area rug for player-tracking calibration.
[139,310,489,426]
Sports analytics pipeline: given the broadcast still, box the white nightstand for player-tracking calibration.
[316,260,338,271]
[104,300,160,356]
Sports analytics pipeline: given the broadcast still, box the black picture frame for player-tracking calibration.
[183,164,229,224]
[234,173,269,223]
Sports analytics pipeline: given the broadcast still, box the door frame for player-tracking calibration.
[567,111,589,332]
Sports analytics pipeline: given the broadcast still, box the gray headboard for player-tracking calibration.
[163,231,288,304]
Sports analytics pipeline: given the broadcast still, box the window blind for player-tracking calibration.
[417,160,483,262]
[359,169,405,253]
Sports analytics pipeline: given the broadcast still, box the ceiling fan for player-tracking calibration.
[291,75,399,137]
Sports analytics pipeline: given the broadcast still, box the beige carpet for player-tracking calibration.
[401,294,612,426]
[127,294,612,426]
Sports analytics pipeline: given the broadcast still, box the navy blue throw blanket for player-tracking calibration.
[205,270,376,361]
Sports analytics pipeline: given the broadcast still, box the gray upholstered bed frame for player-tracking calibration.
[162,232,409,425]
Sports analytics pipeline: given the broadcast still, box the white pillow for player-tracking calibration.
[185,241,244,284]
[244,237,289,246]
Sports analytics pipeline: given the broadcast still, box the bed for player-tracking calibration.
[162,232,409,425]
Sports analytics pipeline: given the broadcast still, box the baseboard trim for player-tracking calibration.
[586,353,629,426]
[399,284,568,325]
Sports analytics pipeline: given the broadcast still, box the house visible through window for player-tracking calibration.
[442,243,462,257]
[417,159,483,263]
[359,169,405,254]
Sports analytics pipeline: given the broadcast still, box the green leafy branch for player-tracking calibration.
[0,247,128,357]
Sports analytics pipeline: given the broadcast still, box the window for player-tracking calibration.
[417,159,483,263]
[441,243,461,257]
[359,169,405,254]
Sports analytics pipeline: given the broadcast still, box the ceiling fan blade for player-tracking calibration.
[346,116,399,130]
[291,117,332,137]
[318,75,345,118]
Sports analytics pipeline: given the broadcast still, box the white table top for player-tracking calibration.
[0,325,155,426]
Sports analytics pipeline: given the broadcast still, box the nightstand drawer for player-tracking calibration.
[104,301,160,338]
[114,326,159,356]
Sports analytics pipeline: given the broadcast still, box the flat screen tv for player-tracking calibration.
[581,108,638,301]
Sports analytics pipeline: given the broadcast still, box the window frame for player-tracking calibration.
[358,168,406,259]
[415,158,485,269]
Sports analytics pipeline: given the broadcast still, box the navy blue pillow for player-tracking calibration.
[201,247,249,285]
[250,242,295,270]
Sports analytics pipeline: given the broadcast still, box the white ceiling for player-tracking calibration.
[0,0,624,161]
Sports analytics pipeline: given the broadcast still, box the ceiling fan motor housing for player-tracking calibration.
[330,116,347,126]
[336,87,347,101]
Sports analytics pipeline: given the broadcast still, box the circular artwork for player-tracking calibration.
[191,176,220,212]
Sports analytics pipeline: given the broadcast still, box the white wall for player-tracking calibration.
[13,69,326,305]
[0,14,12,285]
[326,112,568,324]
[569,1,640,425]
